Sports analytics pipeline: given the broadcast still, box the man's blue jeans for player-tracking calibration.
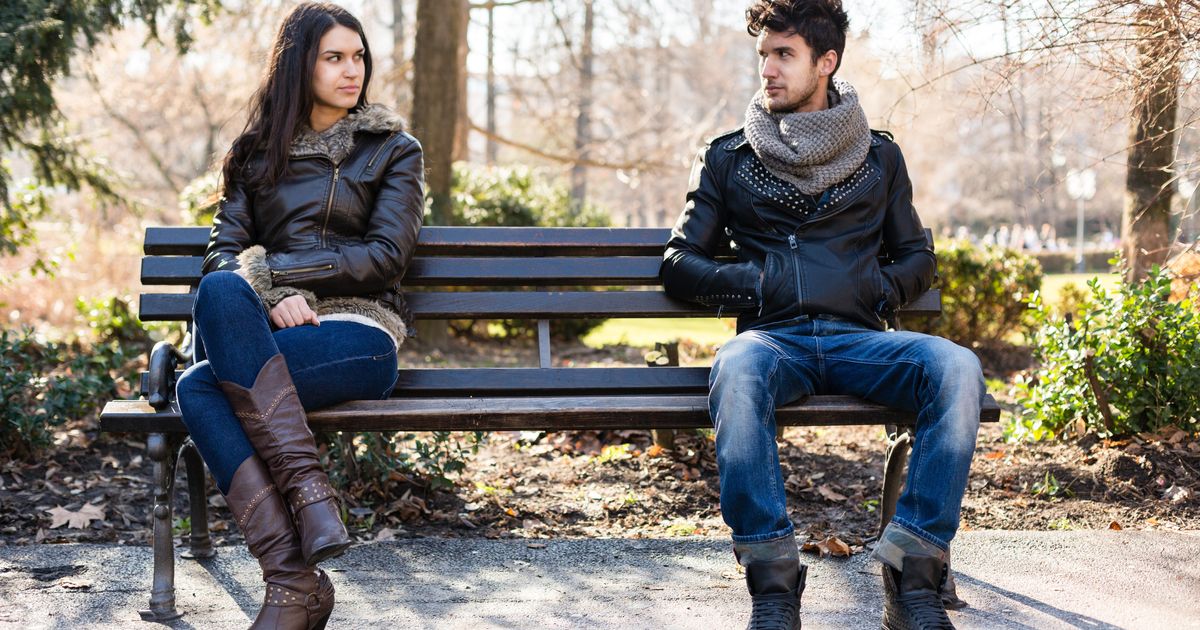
[176,271,399,494]
[709,316,984,562]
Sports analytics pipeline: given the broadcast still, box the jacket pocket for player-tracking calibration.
[269,255,340,283]
[757,250,796,318]
[857,257,885,313]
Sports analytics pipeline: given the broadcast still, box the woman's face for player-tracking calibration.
[311,25,365,114]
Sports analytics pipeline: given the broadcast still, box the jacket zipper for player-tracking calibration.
[365,132,399,170]
[271,263,334,278]
[319,164,340,247]
[788,234,804,313]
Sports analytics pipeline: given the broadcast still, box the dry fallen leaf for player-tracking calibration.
[983,451,1006,460]
[46,503,106,529]
[817,484,848,502]
[824,536,851,556]
[801,535,852,558]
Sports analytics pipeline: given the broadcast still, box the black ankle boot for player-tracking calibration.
[882,556,955,630]
[744,559,807,630]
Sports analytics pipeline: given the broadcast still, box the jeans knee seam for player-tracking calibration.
[381,369,400,400]
[290,353,394,379]
[758,355,789,532]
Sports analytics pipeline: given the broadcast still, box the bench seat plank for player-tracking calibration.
[101,393,1000,433]
[138,289,942,321]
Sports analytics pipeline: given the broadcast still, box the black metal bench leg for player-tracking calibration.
[879,424,913,536]
[179,439,216,560]
[139,433,185,622]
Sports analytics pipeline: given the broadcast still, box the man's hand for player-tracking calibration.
[270,295,320,328]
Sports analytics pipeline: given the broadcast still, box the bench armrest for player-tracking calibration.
[147,341,191,411]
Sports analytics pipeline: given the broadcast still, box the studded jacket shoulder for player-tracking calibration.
[660,127,935,332]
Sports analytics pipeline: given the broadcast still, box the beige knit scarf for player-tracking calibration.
[743,78,871,195]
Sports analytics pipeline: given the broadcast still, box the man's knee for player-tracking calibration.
[926,339,984,396]
[711,332,778,391]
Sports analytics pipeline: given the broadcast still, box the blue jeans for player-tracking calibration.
[176,271,399,493]
[708,316,984,556]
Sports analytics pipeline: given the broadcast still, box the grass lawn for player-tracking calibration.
[583,272,1124,350]
[1039,272,1121,304]
[583,317,736,348]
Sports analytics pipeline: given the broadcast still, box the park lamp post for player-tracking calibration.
[1066,168,1097,273]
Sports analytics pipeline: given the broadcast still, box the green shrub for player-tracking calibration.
[1011,268,1200,440]
[0,297,161,458]
[906,239,1043,347]
[179,169,220,227]
[450,163,610,228]
[320,430,485,501]
[447,163,611,341]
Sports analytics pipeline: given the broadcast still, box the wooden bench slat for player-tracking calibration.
[146,226,677,257]
[142,367,715,397]
[101,393,1000,433]
[138,289,942,322]
[141,255,675,287]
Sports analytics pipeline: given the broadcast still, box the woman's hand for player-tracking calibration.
[270,295,320,328]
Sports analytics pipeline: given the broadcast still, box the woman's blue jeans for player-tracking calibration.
[176,271,398,493]
[708,316,984,559]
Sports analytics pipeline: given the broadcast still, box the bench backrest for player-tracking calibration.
[137,226,938,397]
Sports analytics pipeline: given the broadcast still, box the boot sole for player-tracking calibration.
[306,539,353,566]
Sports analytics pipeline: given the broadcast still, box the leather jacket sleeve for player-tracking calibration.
[878,144,936,314]
[268,136,426,297]
[660,145,761,311]
[202,178,256,274]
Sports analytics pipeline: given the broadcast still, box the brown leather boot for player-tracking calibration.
[225,456,334,629]
[221,354,352,565]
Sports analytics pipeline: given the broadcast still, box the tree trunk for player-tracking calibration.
[412,0,467,226]
[1122,1,1181,283]
[412,0,468,346]
[569,0,594,213]
[453,4,471,162]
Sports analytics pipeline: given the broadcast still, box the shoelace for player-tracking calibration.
[898,591,955,629]
[748,595,799,630]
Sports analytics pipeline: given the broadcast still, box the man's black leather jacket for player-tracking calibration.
[660,128,936,332]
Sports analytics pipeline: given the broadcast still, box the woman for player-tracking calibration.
[175,3,424,628]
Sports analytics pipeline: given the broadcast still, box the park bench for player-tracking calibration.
[99,225,1001,621]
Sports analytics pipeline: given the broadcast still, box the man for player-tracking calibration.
[660,1,985,629]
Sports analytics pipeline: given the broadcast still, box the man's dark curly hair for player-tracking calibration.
[746,0,850,76]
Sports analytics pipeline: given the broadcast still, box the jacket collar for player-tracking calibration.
[290,104,406,163]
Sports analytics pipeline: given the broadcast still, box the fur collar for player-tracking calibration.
[291,103,406,163]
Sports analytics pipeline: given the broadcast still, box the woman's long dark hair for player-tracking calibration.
[222,2,373,192]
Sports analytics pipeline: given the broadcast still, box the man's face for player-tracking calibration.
[756,29,832,113]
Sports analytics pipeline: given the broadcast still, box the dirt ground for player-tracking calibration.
[1,336,1197,557]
